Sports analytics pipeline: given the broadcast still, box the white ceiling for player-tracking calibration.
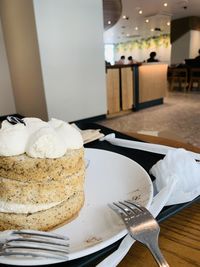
[104,0,200,43]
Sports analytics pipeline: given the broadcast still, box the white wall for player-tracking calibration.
[33,0,107,122]
[171,30,200,64]
[0,18,16,116]
[189,30,200,58]
[171,31,191,64]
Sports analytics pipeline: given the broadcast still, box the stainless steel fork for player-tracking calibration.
[109,201,169,267]
[0,229,69,260]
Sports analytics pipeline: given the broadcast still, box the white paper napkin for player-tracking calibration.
[71,124,104,144]
[150,148,200,205]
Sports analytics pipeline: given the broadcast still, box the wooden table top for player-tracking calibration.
[117,132,200,267]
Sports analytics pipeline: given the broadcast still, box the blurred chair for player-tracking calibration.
[169,67,188,92]
[188,68,200,91]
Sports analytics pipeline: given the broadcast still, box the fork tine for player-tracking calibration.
[0,230,69,260]
[125,201,155,218]
[6,238,69,248]
[7,230,69,248]
[108,203,126,216]
[124,201,147,212]
[11,230,68,241]
[111,201,137,217]
[119,201,142,215]
[113,202,131,216]
[2,247,68,260]
[3,235,69,260]
[5,242,69,253]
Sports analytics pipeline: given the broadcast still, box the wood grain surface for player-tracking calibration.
[106,68,120,114]
[138,64,168,103]
[121,67,134,111]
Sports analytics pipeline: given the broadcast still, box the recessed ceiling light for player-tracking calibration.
[145,19,149,23]
[163,3,168,7]
[139,10,143,14]
[150,28,154,32]
[126,33,130,37]
[108,21,111,25]
[135,27,138,30]
[122,15,129,20]
[167,21,170,26]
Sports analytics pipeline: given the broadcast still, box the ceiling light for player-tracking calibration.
[167,22,170,26]
[122,15,129,20]
[108,21,111,25]
[178,0,189,9]
[126,33,130,37]
[135,27,138,30]
[163,3,168,7]
[145,19,149,23]
[139,10,143,14]
[150,28,154,32]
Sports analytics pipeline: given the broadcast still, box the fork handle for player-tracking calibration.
[146,240,169,267]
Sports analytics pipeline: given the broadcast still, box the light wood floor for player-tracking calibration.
[99,91,200,148]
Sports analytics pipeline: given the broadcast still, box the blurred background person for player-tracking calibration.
[194,49,200,61]
[116,55,125,65]
[127,56,137,64]
[147,51,159,63]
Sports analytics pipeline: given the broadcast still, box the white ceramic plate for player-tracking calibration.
[0,148,153,266]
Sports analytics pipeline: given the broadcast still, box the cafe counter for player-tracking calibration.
[106,63,168,114]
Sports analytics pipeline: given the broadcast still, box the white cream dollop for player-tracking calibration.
[48,118,83,149]
[0,121,28,156]
[0,117,83,158]
[26,126,66,158]
[23,117,48,135]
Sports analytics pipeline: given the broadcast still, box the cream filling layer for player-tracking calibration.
[0,200,62,214]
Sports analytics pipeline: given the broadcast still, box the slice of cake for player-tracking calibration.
[0,117,85,231]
